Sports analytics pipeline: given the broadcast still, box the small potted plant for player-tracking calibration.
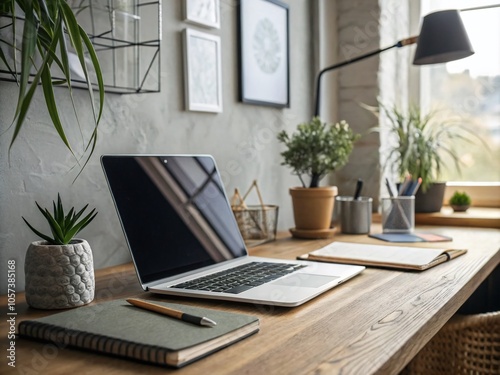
[372,104,483,213]
[449,191,471,212]
[22,194,98,309]
[277,117,359,237]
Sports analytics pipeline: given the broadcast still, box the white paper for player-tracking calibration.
[311,242,447,266]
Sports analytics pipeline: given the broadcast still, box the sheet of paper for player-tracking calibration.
[310,242,447,266]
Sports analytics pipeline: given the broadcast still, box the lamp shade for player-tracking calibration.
[413,9,474,65]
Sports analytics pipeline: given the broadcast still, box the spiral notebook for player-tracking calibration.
[17,299,259,368]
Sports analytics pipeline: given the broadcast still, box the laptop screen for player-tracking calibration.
[102,155,247,284]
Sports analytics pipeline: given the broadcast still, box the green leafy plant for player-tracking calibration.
[22,194,98,245]
[449,191,471,206]
[369,103,483,192]
[277,117,359,188]
[0,0,104,172]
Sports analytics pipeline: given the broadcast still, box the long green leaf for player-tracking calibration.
[60,1,104,173]
[35,202,64,243]
[13,0,37,120]
[74,27,105,180]
[43,207,65,244]
[56,194,64,222]
[63,207,75,232]
[79,25,104,124]
[66,203,89,228]
[40,62,74,151]
[75,209,97,233]
[9,70,41,148]
[64,209,97,242]
[8,0,64,149]
[0,43,16,79]
[22,217,55,243]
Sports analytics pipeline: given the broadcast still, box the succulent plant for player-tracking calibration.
[23,194,97,245]
[449,191,471,206]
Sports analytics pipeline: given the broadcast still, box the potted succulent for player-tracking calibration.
[449,191,471,212]
[375,104,482,213]
[277,117,359,237]
[0,1,104,172]
[22,194,97,309]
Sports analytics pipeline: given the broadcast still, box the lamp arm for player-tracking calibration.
[313,36,417,117]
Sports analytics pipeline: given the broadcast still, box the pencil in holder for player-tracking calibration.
[231,180,278,247]
[381,196,415,233]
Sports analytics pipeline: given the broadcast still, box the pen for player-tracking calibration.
[126,298,217,327]
[409,177,422,196]
[353,178,363,200]
[385,177,397,197]
[398,175,411,196]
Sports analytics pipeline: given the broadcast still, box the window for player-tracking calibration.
[418,0,500,183]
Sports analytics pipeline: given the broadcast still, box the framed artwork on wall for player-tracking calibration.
[238,0,289,108]
[184,0,220,29]
[183,28,223,113]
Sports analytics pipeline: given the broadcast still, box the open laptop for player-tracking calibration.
[101,154,364,307]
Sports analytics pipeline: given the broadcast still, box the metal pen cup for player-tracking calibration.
[381,196,415,233]
[336,196,372,234]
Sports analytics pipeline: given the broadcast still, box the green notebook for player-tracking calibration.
[18,299,259,367]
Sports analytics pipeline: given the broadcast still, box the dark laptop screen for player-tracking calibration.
[102,155,247,284]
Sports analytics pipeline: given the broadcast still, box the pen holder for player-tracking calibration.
[336,196,372,234]
[381,196,415,233]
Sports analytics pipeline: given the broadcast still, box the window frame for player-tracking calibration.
[410,1,499,208]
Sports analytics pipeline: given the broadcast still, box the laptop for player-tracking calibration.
[101,154,364,307]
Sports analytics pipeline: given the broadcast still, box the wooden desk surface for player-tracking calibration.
[1,224,499,375]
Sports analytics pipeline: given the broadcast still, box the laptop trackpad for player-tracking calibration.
[272,274,339,288]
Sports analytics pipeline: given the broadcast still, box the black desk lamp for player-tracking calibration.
[313,9,474,118]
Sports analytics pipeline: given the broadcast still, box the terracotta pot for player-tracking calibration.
[24,239,95,309]
[289,186,338,230]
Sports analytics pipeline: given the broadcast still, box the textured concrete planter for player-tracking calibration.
[24,239,95,309]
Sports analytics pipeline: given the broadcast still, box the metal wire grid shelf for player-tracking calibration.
[0,0,161,94]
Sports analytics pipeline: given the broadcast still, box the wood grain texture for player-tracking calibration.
[1,224,499,375]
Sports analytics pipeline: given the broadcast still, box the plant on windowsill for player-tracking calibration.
[0,0,104,174]
[277,117,359,237]
[368,103,484,213]
[22,194,98,309]
[449,191,471,212]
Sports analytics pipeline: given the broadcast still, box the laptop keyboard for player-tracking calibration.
[170,261,307,294]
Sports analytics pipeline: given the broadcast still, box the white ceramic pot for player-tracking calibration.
[24,239,95,309]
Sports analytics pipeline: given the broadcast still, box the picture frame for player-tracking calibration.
[184,0,220,29]
[238,0,290,108]
[183,29,223,113]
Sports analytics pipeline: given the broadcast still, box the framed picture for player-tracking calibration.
[184,0,220,29]
[238,0,289,108]
[183,29,223,113]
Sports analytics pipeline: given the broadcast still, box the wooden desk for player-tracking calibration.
[1,224,499,375]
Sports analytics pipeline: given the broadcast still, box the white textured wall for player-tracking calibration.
[0,0,314,292]
[330,0,410,206]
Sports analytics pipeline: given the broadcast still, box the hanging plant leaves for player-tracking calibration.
[1,0,105,175]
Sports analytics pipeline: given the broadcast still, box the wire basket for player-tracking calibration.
[231,180,278,247]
